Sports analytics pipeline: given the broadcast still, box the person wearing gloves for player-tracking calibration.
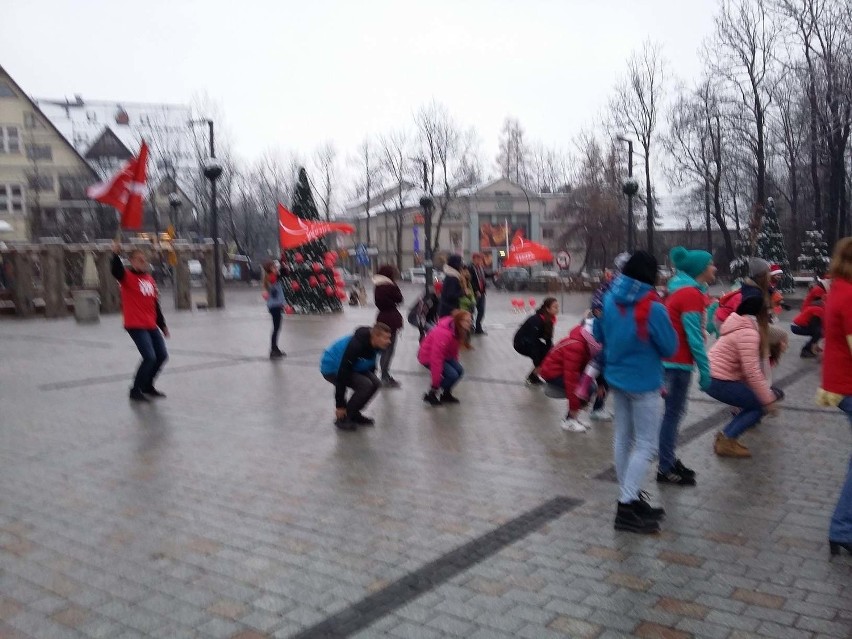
[594,251,678,535]
[418,310,472,405]
[373,265,404,387]
[658,246,716,487]
[706,296,783,458]
[540,320,603,433]
[438,254,465,317]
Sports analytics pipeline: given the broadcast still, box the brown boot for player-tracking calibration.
[714,432,752,458]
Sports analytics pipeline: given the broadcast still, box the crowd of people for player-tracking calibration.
[109,238,852,552]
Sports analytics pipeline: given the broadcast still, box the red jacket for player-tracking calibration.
[821,278,852,396]
[540,324,595,411]
[112,254,165,330]
[792,304,824,327]
[664,282,709,368]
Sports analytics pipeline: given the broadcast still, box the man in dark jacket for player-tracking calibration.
[438,254,464,317]
[320,323,392,431]
[469,253,488,335]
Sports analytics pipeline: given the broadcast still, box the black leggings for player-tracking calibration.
[790,316,822,350]
[269,307,282,350]
[380,331,398,377]
[515,340,550,368]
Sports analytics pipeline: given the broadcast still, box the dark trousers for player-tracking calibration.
[706,378,764,438]
[658,368,692,473]
[790,317,822,351]
[379,331,398,378]
[127,329,168,392]
[593,379,608,412]
[323,372,381,418]
[516,340,550,368]
[269,307,282,351]
[475,294,486,333]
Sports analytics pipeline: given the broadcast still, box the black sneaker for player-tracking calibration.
[270,349,286,359]
[673,459,696,478]
[800,348,816,359]
[381,376,401,389]
[129,388,150,402]
[334,418,357,432]
[614,502,660,534]
[423,390,441,406]
[142,387,167,398]
[441,390,461,404]
[657,469,697,487]
[352,413,375,426]
[526,373,544,386]
[634,492,666,519]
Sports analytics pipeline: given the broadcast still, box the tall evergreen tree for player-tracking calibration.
[797,224,830,276]
[755,198,794,291]
[279,168,343,314]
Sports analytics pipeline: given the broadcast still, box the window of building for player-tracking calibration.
[23,112,37,129]
[542,228,555,240]
[59,176,88,201]
[0,184,25,215]
[0,82,15,98]
[0,126,20,153]
[26,173,54,192]
[25,144,52,161]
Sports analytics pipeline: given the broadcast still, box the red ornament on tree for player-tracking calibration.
[290,280,301,292]
[337,290,347,300]
[308,275,318,287]
[284,305,295,315]
[318,274,327,284]
[312,262,322,273]
[325,285,335,296]
[294,253,304,264]
[324,250,337,264]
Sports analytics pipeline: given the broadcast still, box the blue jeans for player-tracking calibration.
[659,368,692,473]
[424,360,464,391]
[612,389,664,503]
[705,379,764,439]
[829,397,852,542]
[127,329,168,392]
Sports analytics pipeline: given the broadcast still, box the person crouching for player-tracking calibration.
[418,310,472,405]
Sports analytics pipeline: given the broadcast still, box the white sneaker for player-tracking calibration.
[561,417,588,433]
[589,408,612,421]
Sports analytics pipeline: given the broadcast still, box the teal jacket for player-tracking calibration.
[663,272,711,390]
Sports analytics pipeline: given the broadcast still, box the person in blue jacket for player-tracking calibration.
[595,251,678,535]
[320,323,392,431]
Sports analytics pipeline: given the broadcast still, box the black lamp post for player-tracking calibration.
[191,118,224,308]
[168,192,181,234]
[617,136,637,252]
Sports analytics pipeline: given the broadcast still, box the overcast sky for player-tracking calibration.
[3,0,720,177]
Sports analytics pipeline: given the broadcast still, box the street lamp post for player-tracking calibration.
[190,118,224,308]
[617,136,636,252]
[168,192,182,235]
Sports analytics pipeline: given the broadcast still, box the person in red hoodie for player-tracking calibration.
[540,320,603,433]
[111,241,169,402]
[791,279,828,358]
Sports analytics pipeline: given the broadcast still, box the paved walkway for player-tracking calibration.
[1,285,850,639]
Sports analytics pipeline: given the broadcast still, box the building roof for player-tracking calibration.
[83,127,133,161]
[0,64,98,180]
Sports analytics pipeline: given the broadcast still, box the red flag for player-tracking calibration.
[86,141,149,229]
[503,233,553,267]
[278,203,354,249]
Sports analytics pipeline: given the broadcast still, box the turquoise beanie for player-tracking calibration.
[670,246,712,278]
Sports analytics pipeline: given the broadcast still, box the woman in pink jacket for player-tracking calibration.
[706,296,782,458]
[418,310,472,406]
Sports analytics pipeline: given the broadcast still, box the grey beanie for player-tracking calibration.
[748,257,770,278]
[614,252,631,272]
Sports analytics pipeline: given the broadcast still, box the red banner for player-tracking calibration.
[86,141,149,229]
[278,203,355,249]
[503,231,553,266]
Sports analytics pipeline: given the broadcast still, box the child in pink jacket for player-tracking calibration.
[418,310,472,406]
[706,296,782,458]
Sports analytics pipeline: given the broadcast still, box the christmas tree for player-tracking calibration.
[755,198,794,291]
[797,224,830,276]
[279,168,344,314]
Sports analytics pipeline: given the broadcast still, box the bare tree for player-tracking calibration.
[609,40,666,255]
[378,129,412,270]
[709,0,781,215]
[413,101,481,255]
[310,141,337,221]
[350,137,382,247]
[527,143,572,193]
[496,117,529,185]
[666,79,736,262]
